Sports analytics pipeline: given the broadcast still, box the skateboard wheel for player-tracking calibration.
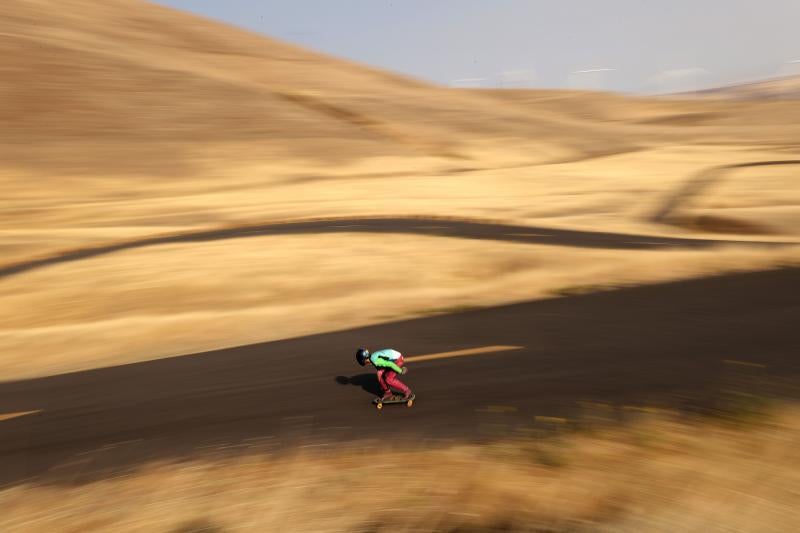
[376,403,383,410]
[406,399,414,407]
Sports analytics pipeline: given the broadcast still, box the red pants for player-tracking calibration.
[376,355,410,396]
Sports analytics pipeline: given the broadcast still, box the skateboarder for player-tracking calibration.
[355,348,413,401]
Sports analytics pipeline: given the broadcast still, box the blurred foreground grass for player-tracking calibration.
[2,402,798,532]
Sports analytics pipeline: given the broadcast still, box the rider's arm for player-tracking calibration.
[371,356,403,374]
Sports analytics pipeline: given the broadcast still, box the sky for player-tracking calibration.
[157,0,800,93]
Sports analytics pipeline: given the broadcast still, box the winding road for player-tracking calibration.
[650,159,800,230]
[1,175,798,488]
[1,215,795,281]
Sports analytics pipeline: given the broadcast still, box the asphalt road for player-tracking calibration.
[1,216,794,280]
[1,267,798,487]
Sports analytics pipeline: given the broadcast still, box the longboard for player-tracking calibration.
[372,394,415,410]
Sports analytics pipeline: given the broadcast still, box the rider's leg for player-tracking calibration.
[385,370,411,399]
[376,369,392,399]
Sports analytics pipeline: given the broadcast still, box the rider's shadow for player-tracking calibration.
[335,374,381,396]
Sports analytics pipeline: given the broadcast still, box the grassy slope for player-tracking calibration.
[0,0,798,379]
[2,407,798,532]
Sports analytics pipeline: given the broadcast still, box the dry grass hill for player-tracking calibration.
[0,0,640,177]
[0,0,798,379]
[689,74,800,100]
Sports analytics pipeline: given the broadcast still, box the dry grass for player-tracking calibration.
[2,140,799,381]
[688,163,800,232]
[1,232,798,380]
[1,0,799,381]
[2,406,798,532]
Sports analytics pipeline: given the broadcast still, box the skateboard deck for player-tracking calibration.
[372,394,415,410]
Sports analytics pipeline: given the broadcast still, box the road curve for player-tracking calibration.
[651,159,800,226]
[0,267,798,487]
[1,216,796,280]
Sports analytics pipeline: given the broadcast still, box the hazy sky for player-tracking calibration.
[158,0,800,93]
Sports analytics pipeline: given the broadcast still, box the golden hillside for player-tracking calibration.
[0,0,798,380]
[0,0,645,178]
